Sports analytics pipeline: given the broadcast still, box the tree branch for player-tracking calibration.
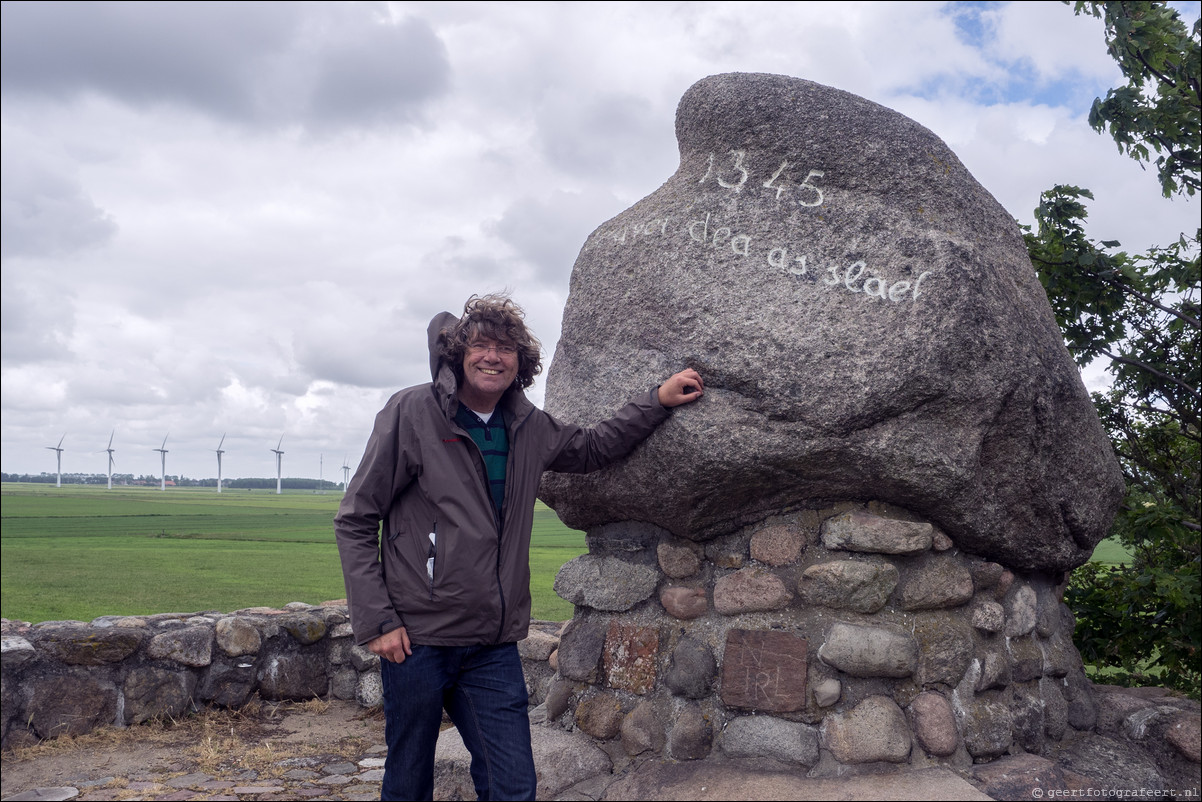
[1098,348,1201,399]
[1093,271,1202,329]
[1128,402,1199,434]
[1124,29,1180,90]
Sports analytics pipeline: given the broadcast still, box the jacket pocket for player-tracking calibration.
[425,524,438,600]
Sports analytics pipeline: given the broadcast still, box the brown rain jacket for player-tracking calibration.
[334,312,671,647]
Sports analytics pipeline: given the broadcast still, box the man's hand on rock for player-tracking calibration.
[368,626,412,663]
[658,369,705,408]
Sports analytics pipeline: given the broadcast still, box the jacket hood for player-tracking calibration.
[427,311,459,382]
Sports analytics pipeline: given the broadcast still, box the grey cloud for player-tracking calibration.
[0,280,75,362]
[491,189,626,284]
[294,335,414,389]
[1,2,451,129]
[429,251,513,283]
[0,151,117,260]
[292,306,429,390]
[0,1,294,118]
[535,91,676,183]
[307,16,451,127]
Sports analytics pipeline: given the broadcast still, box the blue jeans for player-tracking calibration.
[379,642,536,801]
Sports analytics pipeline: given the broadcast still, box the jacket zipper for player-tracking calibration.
[426,520,437,601]
[451,401,534,644]
[451,411,508,640]
[493,406,533,643]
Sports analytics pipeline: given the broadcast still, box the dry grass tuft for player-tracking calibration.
[243,741,287,777]
[335,734,376,760]
[4,716,178,762]
[190,729,245,775]
[2,693,377,795]
[109,784,166,801]
[291,697,331,715]
[4,696,273,768]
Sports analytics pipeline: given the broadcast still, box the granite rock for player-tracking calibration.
[721,715,820,766]
[621,699,667,756]
[124,667,197,724]
[713,568,793,614]
[823,695,912,764]
[574,693,623,740]
[798,559,897,613]
[660,586,708,620]
[554,555,658,612]
[665,637,717,699]
[817,622,917,678]
[539,71,1123,572]
[909,691,960,756]
[215,617,262,657]
[32,624,144,666]
[147,626,214,667]
[668,702,712,760]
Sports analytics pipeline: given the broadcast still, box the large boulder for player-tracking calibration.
[539,72,1122,571]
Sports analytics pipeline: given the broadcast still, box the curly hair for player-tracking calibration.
[438,294,543,390]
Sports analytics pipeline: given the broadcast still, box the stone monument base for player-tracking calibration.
[545,501,1101,772]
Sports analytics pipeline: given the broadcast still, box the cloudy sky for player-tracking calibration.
[2,1,1198,483]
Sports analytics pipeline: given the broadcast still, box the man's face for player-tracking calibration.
[460,336,519,405]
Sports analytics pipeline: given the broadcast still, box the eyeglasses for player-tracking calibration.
[467,341,517,356]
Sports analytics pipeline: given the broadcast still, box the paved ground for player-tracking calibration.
[1,700,386,802]
[1,698,1194,802]
[600,762,990,801]
[0,698,989,802]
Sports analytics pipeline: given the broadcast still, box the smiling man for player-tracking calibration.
[335,293,703,801]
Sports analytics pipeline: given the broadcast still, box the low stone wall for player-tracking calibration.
[542,501,1163,773]
[0,601,561,750]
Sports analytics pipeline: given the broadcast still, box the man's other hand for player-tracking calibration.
[658,369,705,408]
[368,626,413,663]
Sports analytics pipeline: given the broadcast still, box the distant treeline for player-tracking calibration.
[1,473,343,490]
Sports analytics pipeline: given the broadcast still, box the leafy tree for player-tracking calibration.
[1024,1,1200,696]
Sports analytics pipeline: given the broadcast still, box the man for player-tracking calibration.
[335,293,703,801]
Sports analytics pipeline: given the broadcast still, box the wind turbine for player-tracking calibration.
[319,453,324,494]
[215,434,226,493]
[46,435,65,488]
[271,435,284,495]
[154,434,169,491]
[104,431,115,490]
[341,455,350,492]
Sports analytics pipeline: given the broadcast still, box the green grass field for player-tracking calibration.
[0,483,586,623]
[1,482,1133,626]
[1088,536,1131,565]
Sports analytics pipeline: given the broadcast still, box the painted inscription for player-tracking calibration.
[699,149,825,207]
[580,146,936,304]
[720,629,808,713]
[687,212,933,304]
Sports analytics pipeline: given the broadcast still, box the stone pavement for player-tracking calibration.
[2,697,1197,801]
[1,749,390,801]
[0,703,990,802]
[2,745,991,802]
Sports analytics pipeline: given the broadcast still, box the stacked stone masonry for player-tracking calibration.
[545,502,1197,777]
[0,600,569,752]
[2,602,370,748]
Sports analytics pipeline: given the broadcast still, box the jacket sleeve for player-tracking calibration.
[334,397,416,646]
[545,386,672,473]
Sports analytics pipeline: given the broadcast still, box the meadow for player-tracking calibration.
[0,483,586,623]
[0,482,1132,626]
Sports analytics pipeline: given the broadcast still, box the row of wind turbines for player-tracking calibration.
[45,433,353,495]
